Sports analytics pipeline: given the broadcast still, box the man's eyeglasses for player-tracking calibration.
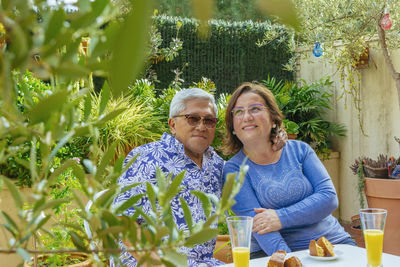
[174,114,218,128]
[231,103,267,118]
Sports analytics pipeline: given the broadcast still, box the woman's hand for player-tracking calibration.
[252,208,282,235]
[272,128,288,152]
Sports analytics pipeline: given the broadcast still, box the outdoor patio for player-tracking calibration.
[0,0,399,266]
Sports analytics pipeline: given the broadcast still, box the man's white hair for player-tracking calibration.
[169,88,218,118]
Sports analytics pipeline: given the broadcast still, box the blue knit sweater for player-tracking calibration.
[223,140,350,255]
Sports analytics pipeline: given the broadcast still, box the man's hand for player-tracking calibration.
[252,208,282,235]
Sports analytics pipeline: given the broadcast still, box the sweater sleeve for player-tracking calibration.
[223,160,291,255]
[276,144,338,229]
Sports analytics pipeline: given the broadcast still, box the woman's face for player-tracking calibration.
[232,92,274,147]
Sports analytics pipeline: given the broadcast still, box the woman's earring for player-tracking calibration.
[232,130,236,135]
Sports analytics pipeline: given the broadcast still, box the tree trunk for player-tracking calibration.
[377,17,400,111]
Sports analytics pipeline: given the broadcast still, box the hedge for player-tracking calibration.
[152,15,294,95]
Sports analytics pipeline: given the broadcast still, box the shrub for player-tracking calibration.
[0,71,88,186]
[263,76,346,157]
[35,170,87,266]
[93,81,167,158]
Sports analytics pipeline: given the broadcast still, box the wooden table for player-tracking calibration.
[222,244,400,266]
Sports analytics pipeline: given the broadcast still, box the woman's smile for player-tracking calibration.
[242,125,258,130]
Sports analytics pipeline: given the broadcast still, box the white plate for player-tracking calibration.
[308,249,343,261]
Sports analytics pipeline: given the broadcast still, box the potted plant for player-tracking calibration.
[282,119,299,140]
[24,253,92,267]
[24,172,94,267]
[350,148,400,255]
[263,76,347,158]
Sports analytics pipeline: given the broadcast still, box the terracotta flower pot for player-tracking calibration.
[213,235,233,264]
[24,252,93,267]
[364,177,400,256]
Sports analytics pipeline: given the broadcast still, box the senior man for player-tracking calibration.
[112,88,225,267]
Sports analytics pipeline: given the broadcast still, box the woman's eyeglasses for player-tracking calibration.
[231,103,267,118]
[174,114,218,128]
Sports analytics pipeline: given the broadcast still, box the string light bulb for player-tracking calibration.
[313,41,323,57]
[381,8,392,31]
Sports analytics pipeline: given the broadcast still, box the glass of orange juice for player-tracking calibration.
[359,208,387,267]
[226,216,253,267]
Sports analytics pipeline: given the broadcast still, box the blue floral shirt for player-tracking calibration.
[112,133,224,267]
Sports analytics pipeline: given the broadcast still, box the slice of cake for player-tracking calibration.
[267,250,287,267]
[284,256,302,267]
[309,239,324,257]
[317,236,335,257]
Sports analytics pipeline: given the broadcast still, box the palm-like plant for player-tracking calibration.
[92,80,167,158]
[263,76,346,157]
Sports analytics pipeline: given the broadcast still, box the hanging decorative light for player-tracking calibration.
[313,41,323,57]
[381,8,392,31]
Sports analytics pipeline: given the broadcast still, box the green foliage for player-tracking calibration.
[217,222,229,235]
[158,0,269,21]
[128,79,156,102]
[294,0,399,57]
[293,0,400,129]
[152,15,294,95]
[92,80,167,158]
[0,145,34,187]
[282,119,299,135]
[0,71,89,186]
[31,170,92,266]
[153,86,181,124]
[213,93,230,159]
[157,0,300,30]
[109,0,155,95]
[263,76,346,157]
[15,70,51,113]
[146,25,183,84]
[217,209,235,235]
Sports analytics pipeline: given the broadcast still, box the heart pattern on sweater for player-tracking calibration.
[256,169,312,209]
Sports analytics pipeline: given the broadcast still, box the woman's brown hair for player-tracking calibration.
[221,82,283,156]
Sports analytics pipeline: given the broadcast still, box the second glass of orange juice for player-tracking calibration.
[360,208,387,267]
[226,216,253,267]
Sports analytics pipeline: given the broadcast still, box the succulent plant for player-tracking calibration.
[362,154,388,168]
[350,154,388,175]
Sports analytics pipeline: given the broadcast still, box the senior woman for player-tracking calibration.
[112,88,224,266]
[222,82,354,258]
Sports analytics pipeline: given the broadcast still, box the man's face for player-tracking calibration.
[168,98,216,162]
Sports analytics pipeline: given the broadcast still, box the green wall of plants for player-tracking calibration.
[157,0,269,21]
[152,15,294,95]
